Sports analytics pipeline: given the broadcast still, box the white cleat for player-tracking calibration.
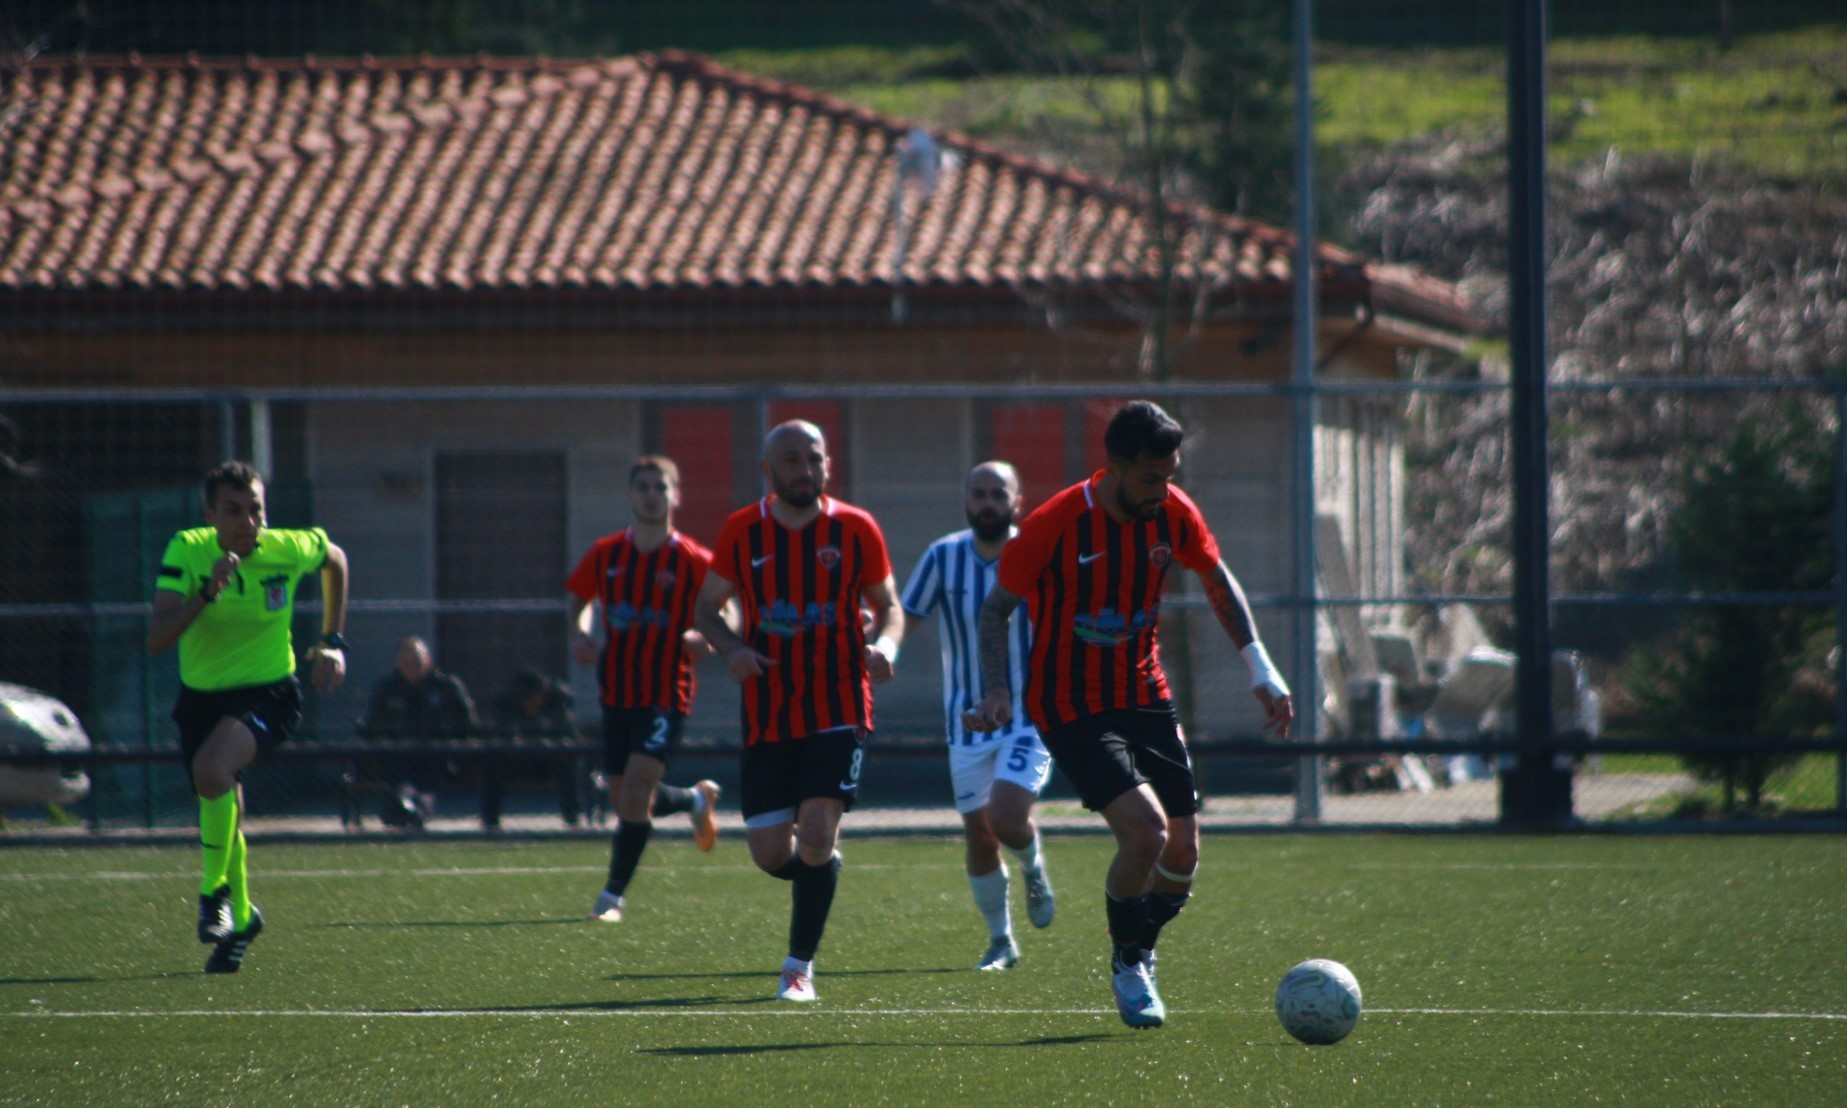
[1111,953,1166,1029]
[977,937,1021,972]
[777,968,817,1002]
[591,890,624,922]
[1022,865,1056,929]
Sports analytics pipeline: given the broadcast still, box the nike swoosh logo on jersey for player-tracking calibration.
[839,779,859,792]
[1078,552,1105,564]
[752,555,773,567]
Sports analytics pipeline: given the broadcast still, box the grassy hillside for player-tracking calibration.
[721,26,1847,186]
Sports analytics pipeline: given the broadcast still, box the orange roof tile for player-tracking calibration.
[0,52,1475,330]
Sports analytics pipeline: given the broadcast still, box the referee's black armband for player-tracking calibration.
[158,565,182,580]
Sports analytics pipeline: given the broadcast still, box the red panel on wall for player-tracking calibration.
[766,400,847,499]
[659,406,734,546]
[990,403,1066,513]
[1081,395,1132,475]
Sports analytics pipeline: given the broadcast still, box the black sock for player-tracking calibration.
[1139,892,1190,952]
[604,820,653,896]
[652,784,694,817]
[769,858,803,882]
[787,855,841,962]
[1105,893,1150,966]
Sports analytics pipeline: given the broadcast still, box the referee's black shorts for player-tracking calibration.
[173,677,304,791]
[1040,704,1198,817]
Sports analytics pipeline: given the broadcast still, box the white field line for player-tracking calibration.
[0,863,964,883]
[5,1006,1845,1021]
[0,860,1659,884]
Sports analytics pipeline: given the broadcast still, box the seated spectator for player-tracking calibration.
[483,665,586,830]
[353,636,479,830]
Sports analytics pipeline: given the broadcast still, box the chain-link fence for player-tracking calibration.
[2,379,1840,833]
[2,1,1842,835]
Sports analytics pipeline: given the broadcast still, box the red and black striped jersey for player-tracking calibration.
[565,530,712,713]
[709,496,893,746]
[997,471,1220,730]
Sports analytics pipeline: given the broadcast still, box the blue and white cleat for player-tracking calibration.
[591,890,624,922]
[1111,953,1165,1028]
[977,937,1021,971]
[1022,865,1055,929]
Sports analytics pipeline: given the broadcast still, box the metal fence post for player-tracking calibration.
[1290,0,1323,822]
[1835,385,1846,816]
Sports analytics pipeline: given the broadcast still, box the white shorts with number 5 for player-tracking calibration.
[948,731,1053,814]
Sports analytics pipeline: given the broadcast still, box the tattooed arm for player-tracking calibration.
[1200,561,1295,738]
[960,584,1022,733]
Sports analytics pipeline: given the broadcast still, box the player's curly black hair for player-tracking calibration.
[1104,400,1185,463]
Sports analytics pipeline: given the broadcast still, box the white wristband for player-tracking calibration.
[1241,642,1291,699]
[871,637,899,665]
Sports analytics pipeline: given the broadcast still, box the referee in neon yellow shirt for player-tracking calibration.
[147,461,349,974]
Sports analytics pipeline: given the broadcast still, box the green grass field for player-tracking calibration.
[5,833,1846,1105]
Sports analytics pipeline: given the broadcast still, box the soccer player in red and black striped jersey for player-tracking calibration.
[693,420,905,1003]
[567,456,723,924]
[965,400,1294,1029]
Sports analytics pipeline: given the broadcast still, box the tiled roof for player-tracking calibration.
[0,52,1473,329]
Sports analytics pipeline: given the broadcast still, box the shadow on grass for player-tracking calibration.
[2,973,194,986]
[604,966,961,983]
[639,1033,1118,1056]
[481,996,729,1012]
[318,918,582,929]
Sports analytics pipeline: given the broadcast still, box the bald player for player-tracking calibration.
[901,461,1057,972]
[693,420,905,1003]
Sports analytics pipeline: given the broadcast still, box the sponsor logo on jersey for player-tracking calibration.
[757,599,840,638]
[1072,606,1158,646]
[608,602,674,633]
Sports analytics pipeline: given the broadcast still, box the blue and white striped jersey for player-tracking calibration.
[901,528,1037,746]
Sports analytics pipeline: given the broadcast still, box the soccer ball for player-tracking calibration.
[1274,958,1362,1045]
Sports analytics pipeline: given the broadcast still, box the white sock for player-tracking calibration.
[782,955,812,976]
[1007,831,1044,876]
[969,863,1012,941]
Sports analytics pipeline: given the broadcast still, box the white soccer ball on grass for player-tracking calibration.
[1274,958,1362,1045]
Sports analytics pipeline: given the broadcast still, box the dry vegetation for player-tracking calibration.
[1341,142,1847,619]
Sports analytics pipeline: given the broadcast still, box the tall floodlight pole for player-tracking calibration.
[1502,0,1571,825]
[1289,0,1322,822]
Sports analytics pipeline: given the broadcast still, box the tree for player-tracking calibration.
[943,0,1293,379]
[1626,408,1834,812]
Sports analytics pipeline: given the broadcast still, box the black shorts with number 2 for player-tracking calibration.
[1040,704,1198,817]
[601,706,686,774]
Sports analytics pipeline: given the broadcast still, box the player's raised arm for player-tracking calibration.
[694,570,770,683]
[1198,560,1293,738]
[860,574,905,684]
[962,584,1021,732]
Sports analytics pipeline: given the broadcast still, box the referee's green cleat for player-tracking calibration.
[204,906,263,974]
